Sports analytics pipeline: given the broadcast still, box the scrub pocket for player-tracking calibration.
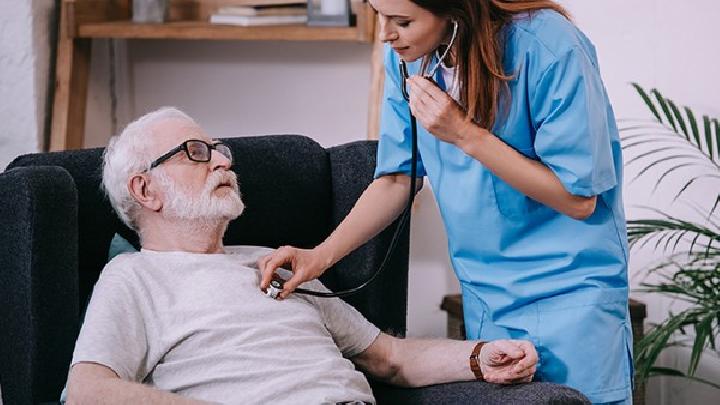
[490,155,548,221]
[534,288,633,403]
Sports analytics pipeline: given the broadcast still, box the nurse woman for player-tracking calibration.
[260,0,632,403]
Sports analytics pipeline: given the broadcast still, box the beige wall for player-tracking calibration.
[0,0,55,170]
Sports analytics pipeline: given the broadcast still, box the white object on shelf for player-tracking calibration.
[217,6,307,17]
[209,14,308,26]
[320,0,347,15]
[133,0,169,23]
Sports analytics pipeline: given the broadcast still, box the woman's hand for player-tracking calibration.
[407,75,482,145]
[480,340,538,384]
[258,245,332,299]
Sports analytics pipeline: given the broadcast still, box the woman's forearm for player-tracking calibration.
[316,174,420,267]
[456,124,596,220]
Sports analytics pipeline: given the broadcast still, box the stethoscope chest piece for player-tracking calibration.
[266,279,283,300]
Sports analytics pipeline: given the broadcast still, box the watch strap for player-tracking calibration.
[469,341,486,381]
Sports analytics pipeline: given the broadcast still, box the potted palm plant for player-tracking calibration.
[620,84,719,389]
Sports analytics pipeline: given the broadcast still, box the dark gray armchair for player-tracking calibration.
[0,135,589,404]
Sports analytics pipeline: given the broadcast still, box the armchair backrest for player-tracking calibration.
[0,135,410,404]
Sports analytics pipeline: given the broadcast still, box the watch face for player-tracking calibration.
[270,280,283,288]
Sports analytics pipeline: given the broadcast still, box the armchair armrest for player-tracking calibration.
[0,166,80,404]
[370,380,590,405]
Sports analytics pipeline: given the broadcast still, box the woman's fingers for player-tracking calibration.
[408,88,426,118]
[408,75,445,101]
[258,246,331,299]
[258,247,294,289]
[258,255,274,289]
[278,271,305,299]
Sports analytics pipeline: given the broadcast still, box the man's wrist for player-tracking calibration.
[469,341,486,381]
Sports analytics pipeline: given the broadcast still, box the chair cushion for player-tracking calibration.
[371,380,591,404]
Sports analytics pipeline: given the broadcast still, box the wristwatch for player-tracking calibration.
[469,341,486,380]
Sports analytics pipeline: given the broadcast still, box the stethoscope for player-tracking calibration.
[266,21,459,300]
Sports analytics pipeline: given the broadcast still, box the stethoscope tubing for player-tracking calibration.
[287,61,418,299]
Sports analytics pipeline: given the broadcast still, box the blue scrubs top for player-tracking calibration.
[375,10,632,404]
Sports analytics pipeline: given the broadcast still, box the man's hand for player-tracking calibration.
[480,340,538,384]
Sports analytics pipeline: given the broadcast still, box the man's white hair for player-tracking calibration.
[102,107,198,230]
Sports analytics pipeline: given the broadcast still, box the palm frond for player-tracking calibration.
[624,145,705,166]
[626,209,719,255]
[714,119,720,162]
[673,174,720,203]
[635,303,719,382]
[653,162,719,194]
[650,88,678,132]
[630,157,715,187]
[686,107,701,148]
[667,99,689,139]
[711,195,720,219]
[648,367,720,390]
[704,115,714,162]
[622,137,701,156]
[624,84,720,201]
[631,83,662,122]
[635,308,698,380]
[689,313,714,374]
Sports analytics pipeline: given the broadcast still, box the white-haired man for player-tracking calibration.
[65,107,539,404]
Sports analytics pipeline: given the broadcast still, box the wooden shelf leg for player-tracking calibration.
[50,1,91,151]
[366,20,384,141]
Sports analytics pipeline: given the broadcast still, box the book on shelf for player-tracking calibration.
[220,0,307,6]
[209,13,308,26]
[217,4,306,17]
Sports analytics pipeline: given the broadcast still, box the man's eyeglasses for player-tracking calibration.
[147,139,233,170]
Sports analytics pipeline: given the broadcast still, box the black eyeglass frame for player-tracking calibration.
[147,139,232,170]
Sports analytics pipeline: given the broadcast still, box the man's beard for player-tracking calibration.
[155,170,245,222]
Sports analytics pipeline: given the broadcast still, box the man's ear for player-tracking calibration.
[128,173,163,212]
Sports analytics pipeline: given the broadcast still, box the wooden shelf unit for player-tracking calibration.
[76,21,371,41]
[50,0,384,151]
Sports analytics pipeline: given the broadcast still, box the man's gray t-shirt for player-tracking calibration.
[71,246,380,404]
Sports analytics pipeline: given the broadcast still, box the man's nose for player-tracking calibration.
[210,149,232,171]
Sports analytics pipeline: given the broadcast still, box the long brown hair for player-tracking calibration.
[413,0,571,129]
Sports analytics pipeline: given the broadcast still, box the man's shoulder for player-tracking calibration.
[224,245,275,265]
[105,250,144,269]
[99,251,149,283]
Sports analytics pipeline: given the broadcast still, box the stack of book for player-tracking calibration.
[210,0,308,26]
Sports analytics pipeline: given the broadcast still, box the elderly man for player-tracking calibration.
[65,107,538,405]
